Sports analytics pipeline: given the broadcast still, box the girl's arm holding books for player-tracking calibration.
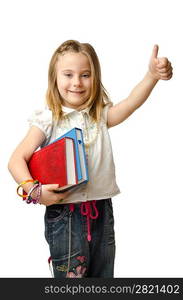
[8,126,69,205]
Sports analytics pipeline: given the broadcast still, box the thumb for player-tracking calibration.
[46,184,60,190]
[151,44,159,59]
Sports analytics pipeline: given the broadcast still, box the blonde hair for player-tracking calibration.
[46,40,112,122]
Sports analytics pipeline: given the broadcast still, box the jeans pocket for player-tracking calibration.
[44,204,68,247]
[45,204,68,223]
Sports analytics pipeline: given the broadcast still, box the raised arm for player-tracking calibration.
[107,45,173,128]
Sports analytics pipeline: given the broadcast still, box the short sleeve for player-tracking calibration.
[101,102,113,124]
[27,108,53,139]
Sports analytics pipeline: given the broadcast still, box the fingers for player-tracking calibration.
[157,61,172,74]
[41,193,68,206]
[158,68,173,80]
[56,199,64,204]
[156,58,173,80]
[160,70,173,80]
[157,57,169,68]
[53,191,70,205]
[39,184,70,206]
[54,190,70,202]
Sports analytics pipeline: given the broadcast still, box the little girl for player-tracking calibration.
[8,40,173,278]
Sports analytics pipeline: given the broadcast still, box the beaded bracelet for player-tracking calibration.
[27,182,42,204]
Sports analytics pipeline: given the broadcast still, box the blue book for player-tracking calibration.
[54,127,89,185]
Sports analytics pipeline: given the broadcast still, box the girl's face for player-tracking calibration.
[56,52,92,109]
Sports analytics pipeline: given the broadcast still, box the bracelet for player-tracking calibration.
[34,182,42,204]
[17,179,39,198]
[26,183,39,204]
[27,182,42,204]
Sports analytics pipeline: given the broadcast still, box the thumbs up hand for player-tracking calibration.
[148,45,173,80]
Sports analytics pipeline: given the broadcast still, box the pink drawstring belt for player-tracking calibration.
[69,200,99,242]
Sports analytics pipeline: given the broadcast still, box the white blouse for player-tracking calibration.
[28,104,120,204]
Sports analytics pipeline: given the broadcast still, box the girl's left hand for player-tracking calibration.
[148,45,173,81]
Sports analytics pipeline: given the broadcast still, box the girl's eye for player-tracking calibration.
[64,74,72,77]
[63,73,90,78]
[82,74,90,78]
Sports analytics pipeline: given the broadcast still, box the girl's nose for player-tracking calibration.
[73,75,81,87]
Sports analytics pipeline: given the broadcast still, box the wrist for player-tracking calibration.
[22,182,34,193]
[17,179,38,195]
[27,182,42,204]
[16,179,42,204]
[146,70,159,83]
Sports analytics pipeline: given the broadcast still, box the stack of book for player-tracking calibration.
[28,128,89,192]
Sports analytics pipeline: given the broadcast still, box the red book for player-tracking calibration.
[28,137,78,192]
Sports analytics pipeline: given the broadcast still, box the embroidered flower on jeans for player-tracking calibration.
[67,265,87,278]
[66,256,87,278]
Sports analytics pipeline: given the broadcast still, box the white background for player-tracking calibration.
[0,0,182,277]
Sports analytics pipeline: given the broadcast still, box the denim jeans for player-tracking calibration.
[44,198,115,278]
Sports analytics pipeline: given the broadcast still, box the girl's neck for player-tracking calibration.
[62,103,90,112]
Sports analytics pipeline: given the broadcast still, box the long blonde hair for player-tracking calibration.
[46,40,112,122]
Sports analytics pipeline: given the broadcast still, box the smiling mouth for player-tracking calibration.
[68,90,85,94]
